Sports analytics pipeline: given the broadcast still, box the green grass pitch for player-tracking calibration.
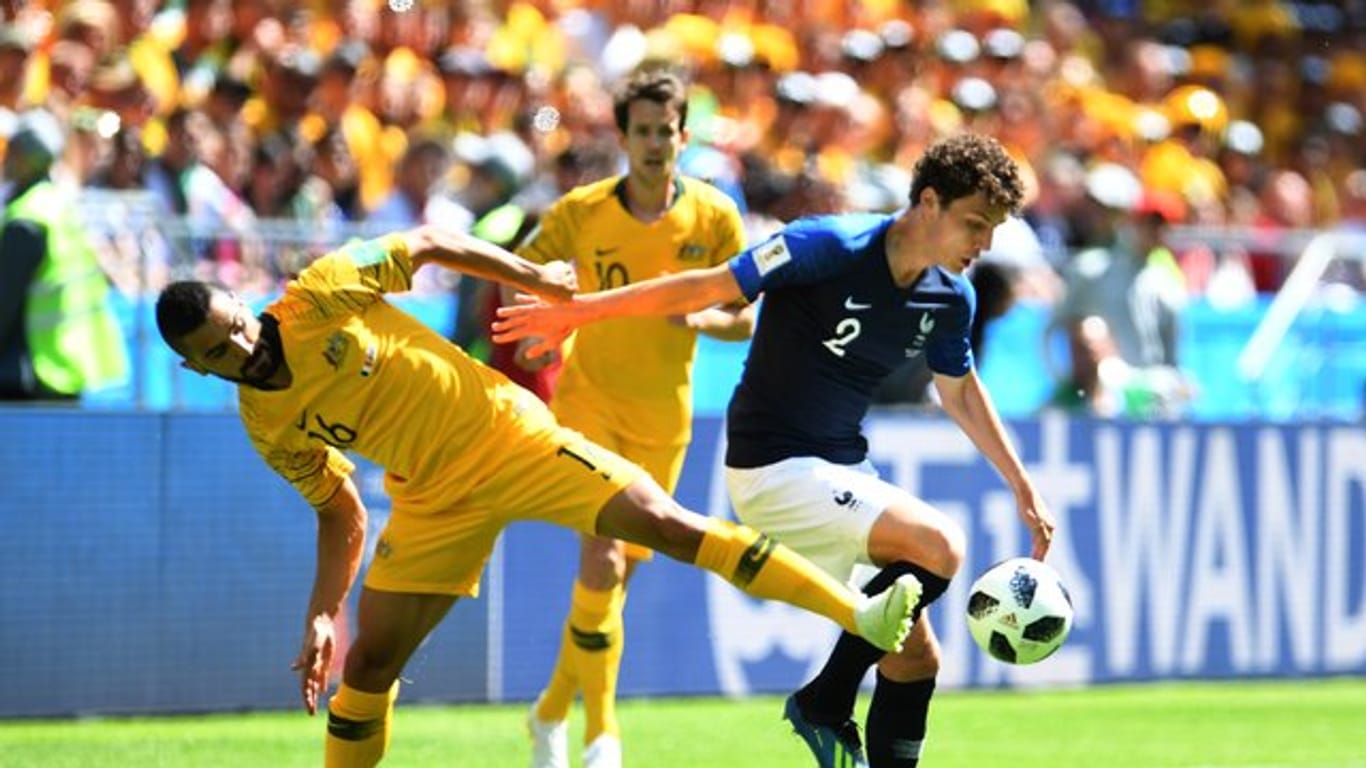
[2,679,1363,767]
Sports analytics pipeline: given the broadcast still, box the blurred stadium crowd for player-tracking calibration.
[1,0,1364,414]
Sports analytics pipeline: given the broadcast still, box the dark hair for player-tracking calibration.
[909,133,1024,214]
[613,68,688,134]
[156,280,214,354]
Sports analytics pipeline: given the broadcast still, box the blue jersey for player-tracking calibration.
[724,213,976,468]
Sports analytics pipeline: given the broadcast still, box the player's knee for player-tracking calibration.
[874,504,966,577]
[938,523,967,576]
[343,640,404,689]
[918,519,966,576]
[580,536,629,587]
[889,522,964,577]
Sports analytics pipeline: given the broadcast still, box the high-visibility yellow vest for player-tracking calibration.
[5,181,128,395]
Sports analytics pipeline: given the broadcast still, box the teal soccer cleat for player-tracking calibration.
[783,695,870,768]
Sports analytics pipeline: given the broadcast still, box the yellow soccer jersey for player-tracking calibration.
[239,234,538,508]
[517,176,745,446]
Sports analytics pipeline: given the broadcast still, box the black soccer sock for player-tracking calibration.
[866,673,936,767]
[794,562,949,725]
[905,565,951,625]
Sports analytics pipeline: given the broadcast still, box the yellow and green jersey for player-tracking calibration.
[517,176,745,446]
[239,235,541,508]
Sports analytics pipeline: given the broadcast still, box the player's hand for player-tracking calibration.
[513,336,559,372]
[291,613,336,716]
[1015,482,1056,560]
[534,260,578,302]
[492,297,576,357]
[667,307,713,329]
[669,308,737,332]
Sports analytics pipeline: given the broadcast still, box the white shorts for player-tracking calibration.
[724,456,912,586]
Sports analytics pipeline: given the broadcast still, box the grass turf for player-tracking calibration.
[2,679,1363,767]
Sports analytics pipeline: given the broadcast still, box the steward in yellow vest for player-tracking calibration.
[1,110,127,400]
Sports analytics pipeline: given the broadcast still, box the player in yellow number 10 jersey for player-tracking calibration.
[514,69,752,768]
[154,224,920,768]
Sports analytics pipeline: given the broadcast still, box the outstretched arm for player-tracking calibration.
[292,476,367,716]
[401,224,577,302]
[933,369,1055,560]
[492,262,745,357]
[680,301,756,342]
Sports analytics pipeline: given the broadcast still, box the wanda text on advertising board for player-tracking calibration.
[682,414,1366,696]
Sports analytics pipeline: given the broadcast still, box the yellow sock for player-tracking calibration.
[325,681,399,768]
[577,583,626,743]
[535,580,626,731]
[535,624,578,722]
[695,518,859,634]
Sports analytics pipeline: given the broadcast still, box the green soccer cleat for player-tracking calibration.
[852,573,920,652]
[783,695,870,768]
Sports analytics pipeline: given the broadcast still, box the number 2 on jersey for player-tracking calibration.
[822,317,862,357]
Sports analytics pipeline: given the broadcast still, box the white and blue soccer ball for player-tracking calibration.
[965,557,1073,665]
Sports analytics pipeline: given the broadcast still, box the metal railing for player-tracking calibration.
[69,192,1365,417]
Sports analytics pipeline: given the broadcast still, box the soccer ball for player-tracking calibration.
[965,557,1073,665]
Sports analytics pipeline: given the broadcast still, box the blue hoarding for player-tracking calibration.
[1,410,1362,717]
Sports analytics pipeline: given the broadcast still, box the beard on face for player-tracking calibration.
[239,343,278,388]
[237,314,286,390]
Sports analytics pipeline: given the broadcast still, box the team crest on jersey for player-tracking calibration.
[752,235,791,275]
[322,331,349,370]
[677,243,709,262]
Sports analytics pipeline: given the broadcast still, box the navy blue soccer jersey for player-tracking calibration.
[724,213,977,468]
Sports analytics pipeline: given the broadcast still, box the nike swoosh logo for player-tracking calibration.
[844,297,872,311]
[594,246,619,256]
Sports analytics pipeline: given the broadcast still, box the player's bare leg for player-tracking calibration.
[877,619,940,686]
[865,499,966,577]
[326,589,456,768]
[594,479,917,652]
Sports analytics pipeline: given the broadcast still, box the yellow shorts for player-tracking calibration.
[363,404,645,597]
[552,392,689,563]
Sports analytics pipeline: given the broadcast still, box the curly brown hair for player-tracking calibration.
[908,133,1024,214]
